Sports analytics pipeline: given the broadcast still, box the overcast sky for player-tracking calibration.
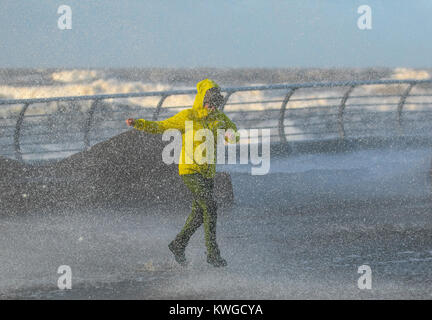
[0,0,431,68]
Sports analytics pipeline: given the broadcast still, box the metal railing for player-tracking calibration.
[1,79,432,163]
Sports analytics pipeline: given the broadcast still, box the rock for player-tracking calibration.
[0,130,234,213]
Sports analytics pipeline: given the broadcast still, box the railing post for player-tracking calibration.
[152,95,169,121]
[14,103,30,162]
[338,85,355,140]
[397,82,415,129]
[220,91,235,111]
[83,99,100,150]
[278,89,296,144]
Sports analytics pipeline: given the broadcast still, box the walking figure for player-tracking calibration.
[126,79,238,267]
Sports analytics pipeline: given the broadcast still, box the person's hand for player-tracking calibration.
[224,131,236,143]
[126,118,135,127]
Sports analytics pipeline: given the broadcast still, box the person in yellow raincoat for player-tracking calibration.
[126,79,238,267]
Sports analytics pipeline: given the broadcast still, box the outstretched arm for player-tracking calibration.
[126,110,189,134]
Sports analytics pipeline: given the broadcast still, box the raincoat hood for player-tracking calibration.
[192,79,220,119]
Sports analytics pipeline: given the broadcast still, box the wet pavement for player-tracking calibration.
[1,146,432,299]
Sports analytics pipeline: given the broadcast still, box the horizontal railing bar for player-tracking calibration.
[14,115,417,137]
[343,113,397,119]
[6,130,84,137]
[368,118,432,123]
[224,79,432,93]
[8,127,125,138]
[12,127,432,153]
[346,102,432,108]
[93,101,431,116]
[344,102,399,107]
[280,130,340,136]
[10,106,432,133]
[344,128,411,133]
[108,107,172,113]
[91,108,339,124]
[290,94,392,101]
[12,112,432,142]
[0,148,85,156]
[224,93,432,106]
[407,94,432,97]
[218,94,421,107]
[11,100,430,122]
[344,110,432,117]
[396,109,432,114]
[282,103,390,111]
[0,91,193,106]
[1,79,431,106]
[15,148,84,155]
[17,109,155,118]
[206,94,431,107]
[88,128,127,134]
[348,94,430,99]
[397,102,432,106]
[2,102,429,124]
[87,134,293,146]
[99,111,284,123]
[240,115,339,123]
[16,132,85,139]
[18,124,84,130]
[17,133,85,140]
[224,99,285,106]
[13,142,83,148]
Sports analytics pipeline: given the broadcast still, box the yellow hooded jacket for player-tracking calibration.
[133,79,238,178]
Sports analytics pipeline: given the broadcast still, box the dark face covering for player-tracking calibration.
[203,87,224,110]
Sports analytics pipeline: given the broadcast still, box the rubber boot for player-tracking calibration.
[168,240,187,267]
[207,254,227,267]
[206,247,227,267]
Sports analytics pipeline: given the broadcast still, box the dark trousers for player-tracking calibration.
[173,173,221,257]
